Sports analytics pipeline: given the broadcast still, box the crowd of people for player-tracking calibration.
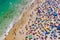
[24,0,60,40]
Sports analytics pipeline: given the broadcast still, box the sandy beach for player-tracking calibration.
[3,0,60,40]
[3,0,46,40]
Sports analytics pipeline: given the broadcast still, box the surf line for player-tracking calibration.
[2,0,35,40]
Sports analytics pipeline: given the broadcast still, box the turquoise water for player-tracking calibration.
[0,0,29,36]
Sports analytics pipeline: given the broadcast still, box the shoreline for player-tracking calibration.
[0,0,35,40]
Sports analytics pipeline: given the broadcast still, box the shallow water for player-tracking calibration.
[0,0,30,36]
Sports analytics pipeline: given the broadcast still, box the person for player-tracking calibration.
[57,25,60,30]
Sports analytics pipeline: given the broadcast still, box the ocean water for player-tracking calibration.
[0,0,30,36]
